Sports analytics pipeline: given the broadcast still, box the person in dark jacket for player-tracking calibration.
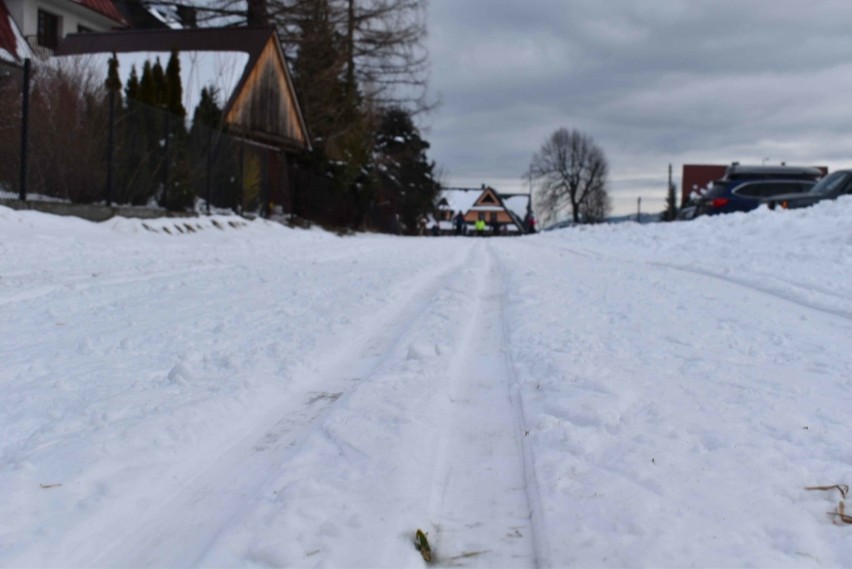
[453,211,466,235]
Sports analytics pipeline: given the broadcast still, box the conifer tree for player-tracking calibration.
[190,86,239,211]
[291,0,349,150]
[105,53,122,94]
[373,106,439,233]
[165,50,186,118]
[152,57,166,108]
[192,87,223,129]
[124,65,139,103]
[138,61,155,106]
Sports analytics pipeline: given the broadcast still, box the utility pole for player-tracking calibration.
[637,196,642,223]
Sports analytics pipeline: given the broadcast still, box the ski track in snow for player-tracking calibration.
[7,237,547,568]
[425,244,538,567]
[491,234,852,568]
[85,248,479,568]
[199,241,547,568]
[2,202,852,568]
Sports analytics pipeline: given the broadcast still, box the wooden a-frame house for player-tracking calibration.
[55,26,310,212]
[438,185,530,234]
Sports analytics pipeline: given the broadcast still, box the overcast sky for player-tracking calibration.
[424,0,852,216]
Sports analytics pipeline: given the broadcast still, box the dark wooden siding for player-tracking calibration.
[227,39,307,151]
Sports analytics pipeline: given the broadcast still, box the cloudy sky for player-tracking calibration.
[424,0,852,216]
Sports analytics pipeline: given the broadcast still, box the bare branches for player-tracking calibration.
[529,128,610,226]
[139,0,432,115]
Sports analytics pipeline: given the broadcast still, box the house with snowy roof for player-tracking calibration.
[437,186,532,235]
[0,1,28,76]
[54,26,311,211]
[1,0,125,62]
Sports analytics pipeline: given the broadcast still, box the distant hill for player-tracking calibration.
[542,211,661,230]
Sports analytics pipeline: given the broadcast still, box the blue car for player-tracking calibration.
[695,164,821,216]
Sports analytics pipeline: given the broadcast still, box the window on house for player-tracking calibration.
[37,10,60,50]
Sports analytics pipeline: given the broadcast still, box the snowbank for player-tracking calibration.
[0,199,850,567]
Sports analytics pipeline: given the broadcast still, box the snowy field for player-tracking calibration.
[1,200,851,568]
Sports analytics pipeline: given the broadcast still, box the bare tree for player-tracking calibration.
[141,0,431,113]
[528,127,610,226]
[579,185,611,224]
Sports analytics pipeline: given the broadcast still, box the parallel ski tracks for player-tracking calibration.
[32,239,547,568]
[80,241,497,568]
[423,244,541,568]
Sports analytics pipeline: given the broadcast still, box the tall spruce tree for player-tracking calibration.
[105,53,121,93]
[291,0,350,150]
[124,65,139,102]
[152,57,166,108]
[190,86,240,211]
[291,0,372,223]
[373,106,439,234]
[138,61,155,106]
[165,50,186,118]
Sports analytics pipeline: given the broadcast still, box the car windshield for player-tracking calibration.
[809,171,849,194]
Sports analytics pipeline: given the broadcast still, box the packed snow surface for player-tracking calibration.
[1,200,851,568]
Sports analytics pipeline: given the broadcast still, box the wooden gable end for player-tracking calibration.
[473,187,501,207]
[461,186,523,228]
[226,36,309,152]
[463,209,515,224]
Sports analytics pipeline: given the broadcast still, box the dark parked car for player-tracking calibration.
[694,164,821,217]
[764,169,852,210]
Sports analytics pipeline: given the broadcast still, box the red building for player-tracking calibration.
[681,164,727,205]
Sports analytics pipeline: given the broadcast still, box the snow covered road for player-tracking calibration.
[1,202,851,567]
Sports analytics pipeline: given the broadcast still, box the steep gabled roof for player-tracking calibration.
[439,186,528,232]
[0,0,31,64]
[472,186,502,208]
[76,0,127,25]
[55,27,310,151]
[440,188,480,215]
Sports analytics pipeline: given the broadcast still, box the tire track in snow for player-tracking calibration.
[649,261,852,323]
[425,244,541,568]
[515,238,852,323]
[70,243,480,568]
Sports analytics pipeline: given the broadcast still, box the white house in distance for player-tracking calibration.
[0,0,31,70]
[1,0,126,59]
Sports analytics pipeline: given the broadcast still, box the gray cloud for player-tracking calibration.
[426,0,852,214]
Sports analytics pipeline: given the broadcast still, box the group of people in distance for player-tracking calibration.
[419,210,535,237]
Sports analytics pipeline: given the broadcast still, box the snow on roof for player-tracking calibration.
[439,188,530,223]
[503,195,530,219]
[439,188,482,215]
[0,2,31,64]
